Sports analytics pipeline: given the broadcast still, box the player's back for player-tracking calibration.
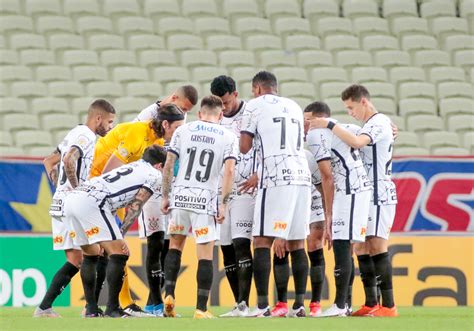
[169,120,238,214]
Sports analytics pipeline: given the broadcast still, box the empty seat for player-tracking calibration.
[311,67,348,87]
[245,34,283,53]
[113,67,149,83]
[342,0,378,18]
[117,17,154,36]
[324,97,347,115]
[181,50,217,68]
[207,35,242,53]
[25,0,60,17]
[36,66,72,82]
[432,147,470,156]
[0,131,13,146]
[144,0,180,19]
[265,0,301,21]
[438,82,473,99]
[11,82,47,98]
[195,18,231,37]
[399,98,436,118]
[260,50,296,69]
[153,67,190,84]
[15,130,53,148]
[431,17,469,40]
[31,97,69,115]
[303,0,339,22]
[393,146,430,156]
[0,15,33,34]
[64,0,100,18]
[372,97,397,115]
[182,0,218,18]
[390,115,406,131]
[274,17,311,37]
[0,0,21,14]
[0,146,24,156]
[462,131,474,152]
[448,114,474,133]
[293,97,312,109]
[88,34,125,51]
[324,35,359,52]
[401,35,438,53]
[423,131,460,152]
[42,114,78,132]
[101,50,136,67]
[364,82,396,99]
[2,114,40,131]
[167,34,203,52]
[49,34,85,52]
[336,51,372,68]
[285,35,321,51]
[392,17,429,37]
[0,50,18,65]
[352,67,388,83]
[414,50,451,68]
[0,83,6,97]
[20,50,55,66]
[86,82,124,98]
[37,16,74,36]
[103,0,141,17]
[156,17,194,36]
[439,98,474,118]
[420,1,456,19]
[231,67,258,85]
[191,66,228,83]
[332,114,360,126]
[10,33,46,50]
[444,34,474,52]
[317,17,353,37]
[128,34,164,51]
[353,17,390,37]
[223,0,259,20]
[374,50,411,68]
[454,50,474,69]
[220,50,255,68]
[320,82,350,99]
[429,67,466,84]
[362,35,399,52]
[395,131,420,148]
[114,97,150,113]
[73,66,108,82]
[383,0,418,20]
[48,81,84,97]
[0,65,32,82]
[280,82,316,99]
[139,50,176,68]
[0,98,27,114]
[399,82,436,100]
[407,115,444,133]
[273,67,308,83]
[76,16,113,36]
[460,0,474,19]
[389,67,426,87]
[71,97,97,116]
[297,50,333,68]
[234,17,272,36]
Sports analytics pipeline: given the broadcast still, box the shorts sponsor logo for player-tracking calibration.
[69,231,76,239]
[273,221,287,231]
[53,235,64,244]
[168,224,185,233]
[85,227,100,238]
[333,219,345,226]
[360,227,366,236]
[235,221,252,228]
[194,227,209,237]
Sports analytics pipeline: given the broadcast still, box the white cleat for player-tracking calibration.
[123,303,155,318]
[247,306,271,318]
[319,304,348,317]
[287,306,306,318]
[236,301,250,317]
[33,307,61,318]
[219,304,239,318]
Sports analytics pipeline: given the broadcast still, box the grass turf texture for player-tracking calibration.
[1,307,473,330]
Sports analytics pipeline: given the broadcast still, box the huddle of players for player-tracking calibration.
[35,71,397,319]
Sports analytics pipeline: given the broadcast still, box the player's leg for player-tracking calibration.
[233,237,252,313]
[307,221,325,317]
[288,239,308,317]
[271,250,290,317]
[221,244,239,303]
[347,254,355,314]
[352,241,379,316]
[250,235,273,317]
[145,231,165,315]
[194,240,215,318]
[94,251,108,307]
[81,243,102,317]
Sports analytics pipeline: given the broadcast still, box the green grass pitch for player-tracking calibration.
[1,306,473,330]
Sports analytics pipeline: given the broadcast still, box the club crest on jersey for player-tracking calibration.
[118,147,129,159]
[190,123,224,135]
[273,221,287,231]
[53,235,64,244]
[194,227,209,237]
[85,226,100,238]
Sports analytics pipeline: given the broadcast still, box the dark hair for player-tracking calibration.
[179,85,198,105]
[341,84,370,102]
[210,75,236,97]
[304,101,331,117]
[151,104,184,138]
[200,95,223,110]
[142,145,167,166]
[88,99,116,114]
[252,71,277,90]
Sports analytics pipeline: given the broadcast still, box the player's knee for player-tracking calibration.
[66,249,83,268]
[367,236,388,256]
[353,241,369,256]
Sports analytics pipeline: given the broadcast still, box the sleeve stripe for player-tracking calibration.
[141,186,154,196]
[168,149,179,158]
[360,132,373,144]
[241,130,254,137]
[224,156,238,163]
[316,157,331,163]
[70,145,84,157]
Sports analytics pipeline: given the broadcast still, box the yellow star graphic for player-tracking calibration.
[10,173,53,232]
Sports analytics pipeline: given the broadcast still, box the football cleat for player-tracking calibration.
[153,303,164,317]
[33,307,61,318]
[247,306,271,318]
[193,309,215,319]
[309,302,322,317]
[270,301,288,317]
[123,303,154,317]
[219,303,239,317]
[164,295,176,317]
[352,305,380,317]
[104,308,130,318]
[319,304,348,317]
[236,301,250,317]
[368,305,398,317]
[287,306,306,318]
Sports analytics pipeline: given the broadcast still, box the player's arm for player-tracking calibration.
[310,118,371,149]
[218,157,236,223]
[63,146,83,188]
[121,187,153,235]
[43,149,61,187]
[318,159,334,250]
[160,151,177,214]
[102,154,126,174]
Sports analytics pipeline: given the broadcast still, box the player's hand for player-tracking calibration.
[391,122,398,140]
[161,197,170,215]
[324,215,333,250]
[216,204,226,224]
[238,173,258,194]
[274,238,288,259]
[309,117,329,130]
[121,242,130,255]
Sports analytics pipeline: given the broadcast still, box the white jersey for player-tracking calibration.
[134,102,159,122]
[50,125,96,217]
[359,113,397,205]
[307,121,371,196]
[168,120,239,215]
[305,149,322,187]
[220,100,257,188]
[72,159,162,212]
[241,94,311,189]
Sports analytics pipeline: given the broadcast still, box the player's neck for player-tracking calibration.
[363,104,378,122]
[199,117,219,124]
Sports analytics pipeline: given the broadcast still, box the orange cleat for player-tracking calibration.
[309,302,322,317]
[270,301,288,317]
[369,306,398,317]
[352,305,380,317]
